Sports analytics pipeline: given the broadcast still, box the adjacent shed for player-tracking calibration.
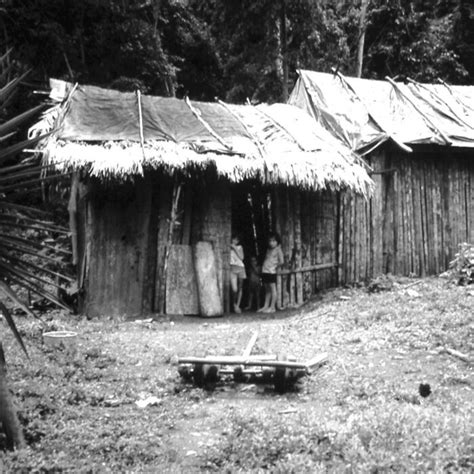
[289,70,474,282]
[31,79,372,318]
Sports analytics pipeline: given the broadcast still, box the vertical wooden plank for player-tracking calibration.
[336,191,343,284]
[432,157,441,273]
[467,156,474,243]
[411,156,420,275]
[286,188,295,306]
[273,188,283,308]
[294,190,303,304]
[141,174,158,313]
[346,193,352,283]
[371,151,384,276]
[419,158,427,276]
[424,157,433,274]
[154,175,172,312]
[280,187,290,309]
[401,157,408,274]
[350,193,355,282]
[407,156,415,274]
[382,151,394,274]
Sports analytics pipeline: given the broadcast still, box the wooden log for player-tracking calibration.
[180,354,277,364]
[305,353,328,370]
[179,355,327,370]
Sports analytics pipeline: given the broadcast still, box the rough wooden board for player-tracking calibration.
[166,245,199,315]
[194,241,223,317]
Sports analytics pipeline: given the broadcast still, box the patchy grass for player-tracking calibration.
[1,277,473,472]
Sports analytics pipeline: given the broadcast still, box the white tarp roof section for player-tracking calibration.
[289,70,474,153]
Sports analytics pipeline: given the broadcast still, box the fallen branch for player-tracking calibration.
[403,280,423,289]
[288,309,331,325]
[443,347,472,364]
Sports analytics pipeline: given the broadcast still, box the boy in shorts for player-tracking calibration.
[258,233,284,313]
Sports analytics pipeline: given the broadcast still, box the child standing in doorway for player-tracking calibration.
[244,255,261,311]
[258,233,284,313]
[230,234,246,313]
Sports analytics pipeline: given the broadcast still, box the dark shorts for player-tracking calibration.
[261,273,277,284]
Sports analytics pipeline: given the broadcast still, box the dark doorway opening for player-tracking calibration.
[231,182,276,311]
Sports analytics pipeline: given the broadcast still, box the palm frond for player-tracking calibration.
[0,70,30,106]
[0,103,47,138]
[0,59,73,331]
[0,132,51,164]
[0,301,28,358]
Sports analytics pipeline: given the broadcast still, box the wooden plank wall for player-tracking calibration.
[339,147,474,283]
[80,172,232,318]
[83,176,153,318]
[274,186,338,307]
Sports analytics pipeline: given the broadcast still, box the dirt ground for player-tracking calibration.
[1,276,473,472]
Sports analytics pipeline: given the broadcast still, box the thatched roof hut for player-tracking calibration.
[290,70,474,281]
[30,79,373,318]
[32,79,372,194]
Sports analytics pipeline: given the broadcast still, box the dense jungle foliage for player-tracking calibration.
[1,0,473,104]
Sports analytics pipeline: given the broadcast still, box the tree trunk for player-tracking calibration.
[280,0,288,102]
[356,0,369,78]
[0,342,25,450]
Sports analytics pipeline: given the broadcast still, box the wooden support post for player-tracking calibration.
[158,178,182,314]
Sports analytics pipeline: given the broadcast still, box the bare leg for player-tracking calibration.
[263,282,277,313]
[230,273,241,313]
[235,278,243,312]
[255,287,261,310]
[258,284,271,312]
[244,284,253,310]
[269,282,277,310]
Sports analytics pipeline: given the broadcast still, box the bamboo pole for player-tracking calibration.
[332,69,412,154]
[407,78,474,129]
[185,97,234,152]
[158,178,182,314]
[178,353,328,370]
[136,90,146,160]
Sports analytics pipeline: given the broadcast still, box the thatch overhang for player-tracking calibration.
[290,70,474,154]
[29,79,373,197]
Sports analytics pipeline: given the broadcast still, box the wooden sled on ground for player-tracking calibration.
[177,332,328,393]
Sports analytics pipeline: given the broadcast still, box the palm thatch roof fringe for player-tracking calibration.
[29,79,374,196]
